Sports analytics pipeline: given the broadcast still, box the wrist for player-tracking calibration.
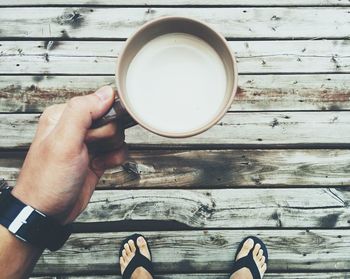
[12,186,48,214]
[11,185,69,225]
[0,186,72,251]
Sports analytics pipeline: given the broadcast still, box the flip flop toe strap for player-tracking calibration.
[122,253,154,279]
[231,252,261,279]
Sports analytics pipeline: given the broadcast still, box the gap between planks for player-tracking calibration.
[28,273,350,279]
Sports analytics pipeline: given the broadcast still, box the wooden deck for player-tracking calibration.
[0,1,349,278]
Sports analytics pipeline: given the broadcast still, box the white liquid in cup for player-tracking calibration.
[125,33,227,135]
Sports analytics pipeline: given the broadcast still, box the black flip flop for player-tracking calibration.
[230,236,269,279]
[119,233,154,279]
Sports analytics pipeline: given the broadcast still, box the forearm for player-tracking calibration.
[0,225,43,279]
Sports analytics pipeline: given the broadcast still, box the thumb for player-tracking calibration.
[54,86,115,147]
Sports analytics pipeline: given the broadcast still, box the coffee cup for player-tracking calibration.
[92,16,238,138]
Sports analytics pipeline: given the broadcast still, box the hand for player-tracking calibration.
[12,86,128,224]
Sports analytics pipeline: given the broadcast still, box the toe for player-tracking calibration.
[259,261,267,279]
[236,238,254,260]
[253,243,261,256]
[257,249,264,259]
[137,236,151,260]
[122,249,127,259]
[124,243,131,255]
[260,256,266,265]
[120,237,151,277]
[137,236,146,248]
[128,240,136,253]
[120,256,125,267]
[243,238,254,250]
[120,256,125,274]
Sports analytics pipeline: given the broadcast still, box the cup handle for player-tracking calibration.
[91,98,137,129]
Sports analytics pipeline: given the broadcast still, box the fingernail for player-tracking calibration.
[95,86,113,102]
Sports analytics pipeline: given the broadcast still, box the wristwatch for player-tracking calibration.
[0,186,72,251]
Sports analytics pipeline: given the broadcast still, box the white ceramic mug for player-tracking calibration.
[92,16,238,138]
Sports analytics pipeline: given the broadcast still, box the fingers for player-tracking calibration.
[54,86,115,149]
[91,143,129,172]
[85,122,119,142]
[86,127,125,156]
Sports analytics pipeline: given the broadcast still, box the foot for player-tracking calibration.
[120,236,153,279]
[230,238,267,279]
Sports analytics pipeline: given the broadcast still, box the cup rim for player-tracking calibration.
[115,15,238,138]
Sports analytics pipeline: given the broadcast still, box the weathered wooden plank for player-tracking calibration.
[74,188,350,228]
[29,272,350,279]
[1,112,349,148]
[0,75,115,113]
[0,8,349,39]
[2,149,350,188]
[1,40,349,74]
[1,74,349,113]
[33,230,350,274]
[3,0,350,6]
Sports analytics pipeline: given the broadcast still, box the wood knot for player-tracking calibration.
[209,234,228,246]
[55,9,85,29]
[270,118,279,128]
[271,15,281,21]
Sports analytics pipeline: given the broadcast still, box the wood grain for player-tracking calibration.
[1,40,349,74]
[1,112,349,148]
[73,188,350,228]
[0,8,349,39]
[1,74,349,113]
[2,149,350,188]
[2,1,350,278]
[4,0,350,6]
[33,230,350,274]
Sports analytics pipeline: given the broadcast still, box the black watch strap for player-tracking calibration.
[0,187,72,251]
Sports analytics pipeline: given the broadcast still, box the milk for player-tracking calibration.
[125,32,227,135]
